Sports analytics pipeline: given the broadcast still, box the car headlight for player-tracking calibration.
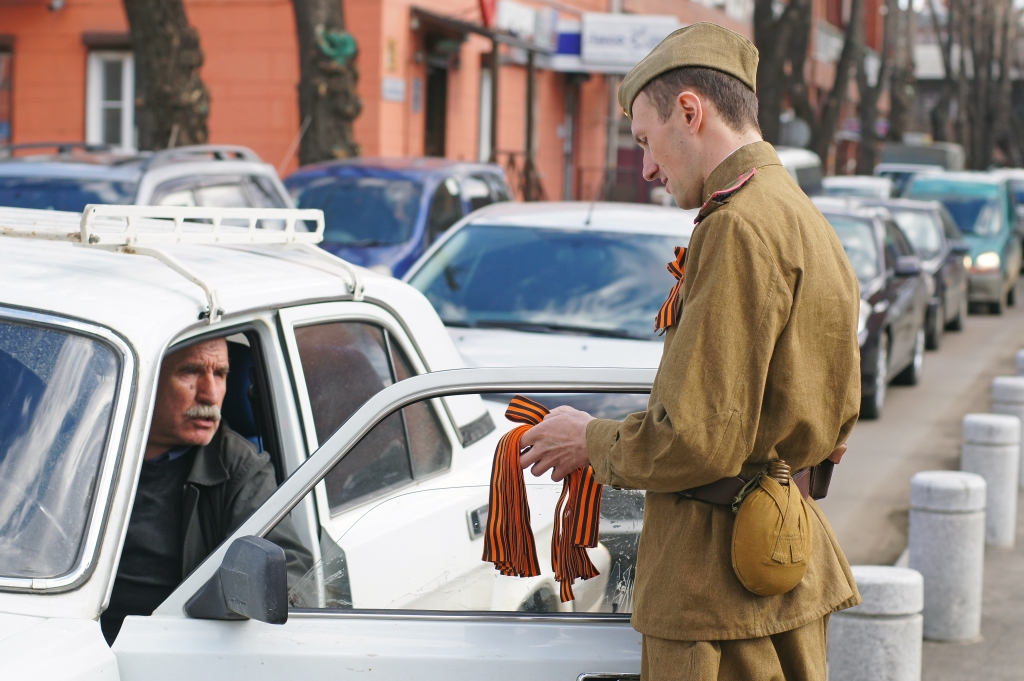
[856,299,872,335]
[964,255,972,269]
[974,251,1000,271]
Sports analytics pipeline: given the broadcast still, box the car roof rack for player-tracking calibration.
[0,141,117,158]
[0,204,364,324]
[141,145,264,170]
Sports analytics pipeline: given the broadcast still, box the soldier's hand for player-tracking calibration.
[519,406,594,482]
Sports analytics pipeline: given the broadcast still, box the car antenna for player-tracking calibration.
[584,200,597,226]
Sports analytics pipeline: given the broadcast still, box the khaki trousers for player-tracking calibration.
[640,615,829,681]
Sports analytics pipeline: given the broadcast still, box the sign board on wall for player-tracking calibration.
[580,13,680,65]
[496,0,557,50]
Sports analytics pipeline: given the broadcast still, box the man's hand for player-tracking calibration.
[519,406,594,482]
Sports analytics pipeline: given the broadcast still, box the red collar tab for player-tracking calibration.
[694,167,757,225]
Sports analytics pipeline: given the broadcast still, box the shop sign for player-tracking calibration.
[580,13,679,65]
[382,76,406,103]
[495,0,557,50]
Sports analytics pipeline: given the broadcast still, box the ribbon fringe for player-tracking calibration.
[481,395,604,602]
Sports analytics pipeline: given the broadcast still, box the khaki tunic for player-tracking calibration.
[586,141,862,642]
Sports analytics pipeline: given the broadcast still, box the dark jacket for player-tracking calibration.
[182,423,313,584]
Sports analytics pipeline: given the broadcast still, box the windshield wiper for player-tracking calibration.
[336,239,390,247]
[441,319,474,328]
[473,319,649,340]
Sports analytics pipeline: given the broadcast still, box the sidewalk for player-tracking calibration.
[921,498,1024,679]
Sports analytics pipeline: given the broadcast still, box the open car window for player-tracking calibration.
[277,391,646,616]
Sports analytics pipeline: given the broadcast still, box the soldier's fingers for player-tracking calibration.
[529,458,553,478]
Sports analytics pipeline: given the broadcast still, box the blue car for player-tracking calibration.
[285,158,512,277]
[906,172,1022,314]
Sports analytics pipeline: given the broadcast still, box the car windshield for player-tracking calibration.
[890,209,943,259]
[0,176,138,211]
[906,180,1002,236]
[407,224,679,341]
[824,214,879,281]
[0,320,120,579]
[289,176,423,246]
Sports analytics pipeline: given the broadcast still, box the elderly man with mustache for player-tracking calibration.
[100,338,311,643]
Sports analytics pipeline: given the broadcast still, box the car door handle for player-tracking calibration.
[577,674,640,681]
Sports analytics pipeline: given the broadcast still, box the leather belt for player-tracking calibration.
[677,460,836,506]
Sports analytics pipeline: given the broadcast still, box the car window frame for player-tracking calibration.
[277,303,463,528]
[0,306,136,594]
[155,366,656,620]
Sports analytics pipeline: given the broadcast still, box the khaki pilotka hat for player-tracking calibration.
[617,22,759,118]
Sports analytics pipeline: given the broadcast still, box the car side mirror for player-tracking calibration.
[949,240,971,255]
[894,255,923,277]
[184,536,288,624]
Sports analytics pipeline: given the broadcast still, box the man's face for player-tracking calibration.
[632,91,705,210]
[147,339,229,453]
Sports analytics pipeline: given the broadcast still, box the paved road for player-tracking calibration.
[819,281,1024,565]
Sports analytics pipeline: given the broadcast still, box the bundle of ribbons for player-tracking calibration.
[481,395,604,602]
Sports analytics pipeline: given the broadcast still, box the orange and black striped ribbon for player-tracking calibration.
[654,246,687,333]
[481,395,604,602]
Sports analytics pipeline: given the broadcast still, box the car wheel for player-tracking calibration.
[861,336,888,420]
[991,296,1004,315]
[946,291,966,331]
[1008,285,1016,307]
[925,304,942,350]
[894,327,925,386]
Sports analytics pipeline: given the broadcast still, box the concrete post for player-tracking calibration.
[828,566,923,681]
[908,471,986,642]
[990,376,1024,489]
[1016,349,1024,376]
[960,413,1019,547]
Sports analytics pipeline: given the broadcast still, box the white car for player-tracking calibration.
[403,201,696,419]
[0,204,651,680]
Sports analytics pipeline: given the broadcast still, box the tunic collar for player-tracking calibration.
[701,141,781,205]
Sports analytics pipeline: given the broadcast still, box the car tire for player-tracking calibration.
[860,336,889,420]
[925,304,942,350]
[946,291,966,331]
[1008,286,1016,307]
[894,327,925,386]
[991,296,1004,315]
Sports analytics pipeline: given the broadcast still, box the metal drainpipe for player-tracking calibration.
[525,49,537,200]
[490,39,500,163]
[603,0,623,201]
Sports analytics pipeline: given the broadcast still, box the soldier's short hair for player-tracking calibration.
[642,66,760,134]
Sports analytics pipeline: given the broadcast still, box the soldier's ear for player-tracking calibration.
[677,91,702,132]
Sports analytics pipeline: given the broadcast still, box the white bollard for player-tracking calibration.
[1016,349,1024,376]
[961,413,1019,548]
[990,376,1024,489]
[828,566,923,681]
[908,471,986,642]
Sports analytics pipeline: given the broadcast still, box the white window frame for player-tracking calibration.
[85,51,135,151]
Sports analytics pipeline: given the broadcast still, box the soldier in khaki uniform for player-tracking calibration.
[521,23,862,680]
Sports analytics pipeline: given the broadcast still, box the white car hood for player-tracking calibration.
[448,328,664,369]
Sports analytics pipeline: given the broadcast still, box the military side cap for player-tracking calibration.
[618,22,759,118]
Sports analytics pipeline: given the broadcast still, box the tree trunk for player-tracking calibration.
[886,2,916,142]
[291,0,362,165]
[857,0,897,174]
[123,0,210,150]
[753,0,804,143]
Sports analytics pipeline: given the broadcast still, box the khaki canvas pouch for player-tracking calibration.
[730,468,812,596]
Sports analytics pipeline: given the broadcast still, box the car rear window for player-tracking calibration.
[0,320,120,580]
[823,214,879,281]
[0,176,137,211]
[408,224,677,341]
[890,210,943,259]
[288,175,423,247]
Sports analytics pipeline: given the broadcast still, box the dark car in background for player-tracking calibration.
[285,158,512,278]
[814,200,930,419]
[905,172,1021,314]
[0,144,292,210]
[860,198,970,349]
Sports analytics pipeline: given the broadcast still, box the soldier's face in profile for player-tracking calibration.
[633,91,705,210]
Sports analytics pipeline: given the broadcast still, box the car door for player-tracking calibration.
[113,367,652,681]
[938,208,967,318]
[886,219,926,363]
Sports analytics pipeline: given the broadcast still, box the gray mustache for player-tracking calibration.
[184,404,221,420]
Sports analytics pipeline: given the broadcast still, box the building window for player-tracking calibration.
[86,51,134,149]
[0,48,11,145]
